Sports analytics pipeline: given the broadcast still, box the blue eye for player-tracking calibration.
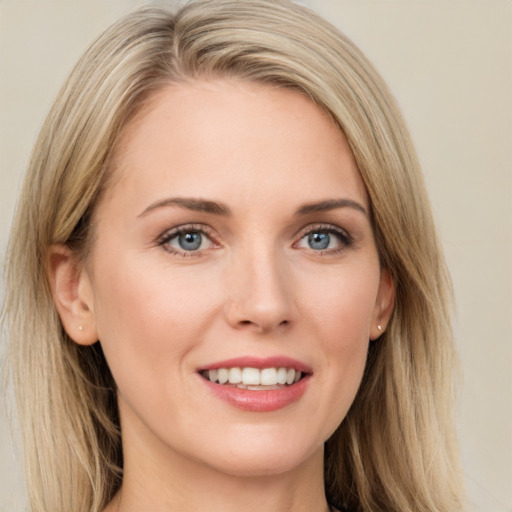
[307,232,331,250]
[160,227,214,255]
[296,226,352,253]
[176,231,203,251]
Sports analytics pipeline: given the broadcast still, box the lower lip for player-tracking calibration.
[201,375,311,412]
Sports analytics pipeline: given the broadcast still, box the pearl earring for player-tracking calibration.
[78,325,84,331]
[377,325,382,332]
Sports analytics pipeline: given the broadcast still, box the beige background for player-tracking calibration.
[0,1,510,511]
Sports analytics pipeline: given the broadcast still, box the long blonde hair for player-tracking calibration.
[3,1,464,510]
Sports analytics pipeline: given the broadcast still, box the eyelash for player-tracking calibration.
[294,224,354,255]
[157,223,354,257]
[157,224,218,257]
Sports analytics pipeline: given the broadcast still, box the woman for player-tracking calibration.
[3,0,464,511]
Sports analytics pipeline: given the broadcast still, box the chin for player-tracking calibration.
[191,432,324,479]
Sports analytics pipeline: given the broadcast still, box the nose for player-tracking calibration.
[223,246,295,334]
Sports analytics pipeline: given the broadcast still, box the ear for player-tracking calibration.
[48,244,98,345]
[370,268,395,340]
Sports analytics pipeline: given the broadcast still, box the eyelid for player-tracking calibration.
[293,223,354,251]
[156,222,354,257]
[157,223,219,256]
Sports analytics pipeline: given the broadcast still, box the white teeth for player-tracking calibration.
[276,367,288,385]
[242,367,260,385]
[204,366,303,387]
[217,368,229,384]
[260,368,277,385]
[228,367,242,384]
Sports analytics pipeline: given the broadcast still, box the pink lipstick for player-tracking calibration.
[198,356,312,412]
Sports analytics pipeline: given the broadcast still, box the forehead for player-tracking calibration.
[101,79,368,215]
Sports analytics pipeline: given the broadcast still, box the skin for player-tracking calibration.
[51,80,394,512]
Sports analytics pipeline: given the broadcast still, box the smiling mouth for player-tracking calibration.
[200,367,305,390]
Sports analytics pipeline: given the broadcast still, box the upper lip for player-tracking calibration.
[198,356,312,374]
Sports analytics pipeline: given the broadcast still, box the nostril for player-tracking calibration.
[236,318,290,331]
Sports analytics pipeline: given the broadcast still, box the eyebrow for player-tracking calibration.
[138,197,232,217]
[138,196,367,218]
[295,198,367,217]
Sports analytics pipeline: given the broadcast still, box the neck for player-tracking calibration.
[107,432,329,512]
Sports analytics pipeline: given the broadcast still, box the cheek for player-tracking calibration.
[296,262,378,418]
[317,279,373,381]
[89,254,222,378]
[298,260,379,345]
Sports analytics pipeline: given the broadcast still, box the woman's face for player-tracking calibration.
[76,80,393,478]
